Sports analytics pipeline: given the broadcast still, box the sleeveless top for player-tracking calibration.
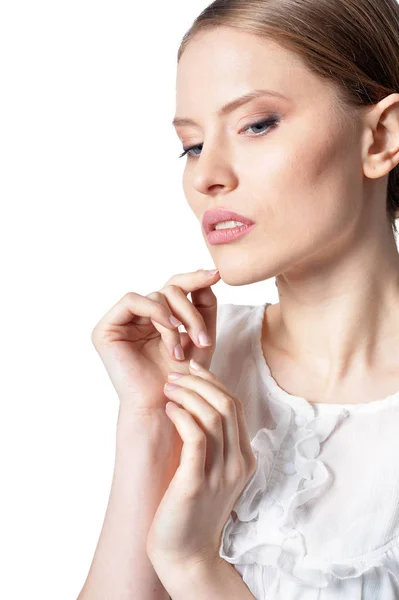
[210,302,399,599]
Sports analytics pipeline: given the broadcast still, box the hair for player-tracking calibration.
[176,0,399,238]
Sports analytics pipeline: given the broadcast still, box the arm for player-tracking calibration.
[77,404,182,600]
[156,559,256,600]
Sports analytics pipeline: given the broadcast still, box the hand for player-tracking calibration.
[90,268,221,412]
[146,358,257,571]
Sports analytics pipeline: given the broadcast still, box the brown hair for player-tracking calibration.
[177,0,399,237]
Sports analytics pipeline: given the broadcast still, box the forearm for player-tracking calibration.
[154,559,256,600]
[77,404,180,600]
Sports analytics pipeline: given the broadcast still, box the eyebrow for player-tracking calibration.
[172,89,289,128]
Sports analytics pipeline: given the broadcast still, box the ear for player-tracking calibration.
[362,93,399,180]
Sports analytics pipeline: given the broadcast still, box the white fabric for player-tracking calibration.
[210,302,399,599]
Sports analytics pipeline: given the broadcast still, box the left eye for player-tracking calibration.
[178,115,280,159]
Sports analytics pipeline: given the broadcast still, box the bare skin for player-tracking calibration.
[174,27,399,405]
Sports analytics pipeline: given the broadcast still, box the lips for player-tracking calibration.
[202,209,256,234]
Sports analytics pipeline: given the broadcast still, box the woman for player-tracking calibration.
[78,1,399,598]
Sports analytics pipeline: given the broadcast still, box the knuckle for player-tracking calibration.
[191,431,207,448]
[206,412,223,430]
[229,460,246,481]
[219,393,235,413]
[146,291,162,301]
[162,283,180,295]
[122,291,139,302]
[162,273,180,287]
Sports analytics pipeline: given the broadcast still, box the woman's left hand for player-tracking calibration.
[146,358,257,572]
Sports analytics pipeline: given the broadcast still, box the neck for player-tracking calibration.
[273,224,399,396]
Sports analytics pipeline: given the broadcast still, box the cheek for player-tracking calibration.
[249,127,360,244]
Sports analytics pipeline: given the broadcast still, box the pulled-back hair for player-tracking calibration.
[177,0,399,237]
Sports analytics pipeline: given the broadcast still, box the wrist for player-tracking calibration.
[151,557,255,600]
[116,402,169,436]
[116,403,181,466]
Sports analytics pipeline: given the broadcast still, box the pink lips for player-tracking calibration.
[202,208,256,234]
[206,223,256,245]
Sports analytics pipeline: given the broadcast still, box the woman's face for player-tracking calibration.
[173,27,375,286]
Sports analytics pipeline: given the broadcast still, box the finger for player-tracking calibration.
[146,269,220,362]
[144,291,185,361]
[164,383,224,475]
[172,361,254,469]
[163,268,220,347]
[165,374,240,477]
[145,289,212,363]
[91,291,180,343]
[165,401,207,485]
[160,284,215,350]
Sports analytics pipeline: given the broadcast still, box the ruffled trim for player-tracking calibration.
[218,394,399,587]
[217,301,399,589]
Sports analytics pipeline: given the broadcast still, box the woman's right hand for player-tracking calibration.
[91,268,221,413]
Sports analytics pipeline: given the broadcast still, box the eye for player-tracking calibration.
[178,115,280,159]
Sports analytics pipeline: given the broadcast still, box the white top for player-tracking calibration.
[210,302,399,599]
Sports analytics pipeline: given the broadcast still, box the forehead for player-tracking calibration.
[175,27,331,117]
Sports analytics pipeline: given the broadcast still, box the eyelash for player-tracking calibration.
[178,115,280,159]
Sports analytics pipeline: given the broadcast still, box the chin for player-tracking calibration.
[215,269,257,287]
[216,261,281,287]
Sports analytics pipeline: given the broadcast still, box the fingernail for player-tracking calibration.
[168,372,183,380]
[170,315,183,327]
[206,269,219,276]
[198,331,212,347]
[165,401,178,411]
[165,382,178,391]
[190,358,203,370]
[174,344,185,360]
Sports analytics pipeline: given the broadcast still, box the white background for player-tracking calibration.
[0,2,279,598]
